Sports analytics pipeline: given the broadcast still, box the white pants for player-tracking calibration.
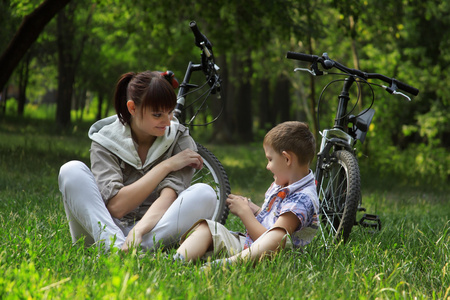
[58,160,216,251]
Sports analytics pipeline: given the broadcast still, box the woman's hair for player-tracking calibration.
[114,71,177,125]
[264,121,316,166]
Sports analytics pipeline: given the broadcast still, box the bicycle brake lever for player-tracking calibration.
[294,67,327,76]
[382,85,411,101]
[393,91,411,101]
[294,67,315,75]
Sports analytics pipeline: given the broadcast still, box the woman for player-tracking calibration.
[58,71,216,253]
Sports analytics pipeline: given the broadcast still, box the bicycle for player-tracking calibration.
[286,51,419,243]
[169,21,230,224]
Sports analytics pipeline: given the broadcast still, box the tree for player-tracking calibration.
[3,0,447,160]
[287,0,332,139]
[55,1,93,127]
[17,51,31,115]
[0,0,71,93]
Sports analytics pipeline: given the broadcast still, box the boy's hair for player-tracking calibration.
[264,121,316,166]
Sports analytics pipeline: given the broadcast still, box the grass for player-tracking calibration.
[0,116,449,299]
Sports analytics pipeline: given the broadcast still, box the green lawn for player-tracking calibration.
[0,117,449,299]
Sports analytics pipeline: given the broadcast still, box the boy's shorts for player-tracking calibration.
[180,219,293,259]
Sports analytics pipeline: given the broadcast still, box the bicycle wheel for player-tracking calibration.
[316,150,360,243]
[192,142,230,224]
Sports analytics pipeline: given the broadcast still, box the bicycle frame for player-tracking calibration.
[173,61,202,120]
[334,77,355,131]
[316,73,380,175]
[315,76,357,184]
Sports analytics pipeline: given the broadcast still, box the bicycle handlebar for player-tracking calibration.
[286,51,419,96]
[174,21,221,124]
[190,21,213,51]
[286,51,318,63]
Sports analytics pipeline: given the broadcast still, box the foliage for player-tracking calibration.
[0,118,449,299]
[0,1,448,179]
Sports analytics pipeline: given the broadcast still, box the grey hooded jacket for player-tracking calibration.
[88,115,196,222]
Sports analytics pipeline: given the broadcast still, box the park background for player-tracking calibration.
[1,0,449,299]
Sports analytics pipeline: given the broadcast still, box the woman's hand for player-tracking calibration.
[226,194,254,218]
[121,228,143,253]
[165,149,203,172]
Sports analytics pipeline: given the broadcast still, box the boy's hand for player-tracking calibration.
[226,194,254,218]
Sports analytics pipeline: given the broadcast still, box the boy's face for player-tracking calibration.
[264,144,289,186]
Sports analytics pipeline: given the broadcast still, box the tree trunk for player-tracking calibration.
[96,92,104,120]
[234,54,253,142]
[0,0,71,92]
[55,1,92,127]
[306,30,318,140]
[274,75,291,123]
[55,1,91,127]
[349,15,363,110]
[75,88,87,122]
[17,52,31,116]
[1,86,9,115]
[56,6,76,127]
[212,55,235,143]
[104,94,112,118]
[258,78,272,130]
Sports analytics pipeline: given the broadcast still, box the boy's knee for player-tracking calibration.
[197,219,209,229]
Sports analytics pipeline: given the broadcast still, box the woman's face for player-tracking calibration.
[129,101,174,139]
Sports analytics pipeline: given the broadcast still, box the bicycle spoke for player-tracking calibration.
[317,150,360,243]
[319,161,347,238]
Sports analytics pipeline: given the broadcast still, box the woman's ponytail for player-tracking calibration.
[114,72,135,125]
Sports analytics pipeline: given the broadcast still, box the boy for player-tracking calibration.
[174,121,319,265]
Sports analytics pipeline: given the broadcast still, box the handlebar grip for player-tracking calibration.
[395,80,419,96]
[189,21,212,49]
[286,51,318,63]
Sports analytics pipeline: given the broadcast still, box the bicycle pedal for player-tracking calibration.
[358,213,382,231]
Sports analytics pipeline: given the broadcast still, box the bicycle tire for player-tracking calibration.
[193,142,230,224]
[316,150,360,243]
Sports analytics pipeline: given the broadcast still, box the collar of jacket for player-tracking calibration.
[88,115,180,170]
